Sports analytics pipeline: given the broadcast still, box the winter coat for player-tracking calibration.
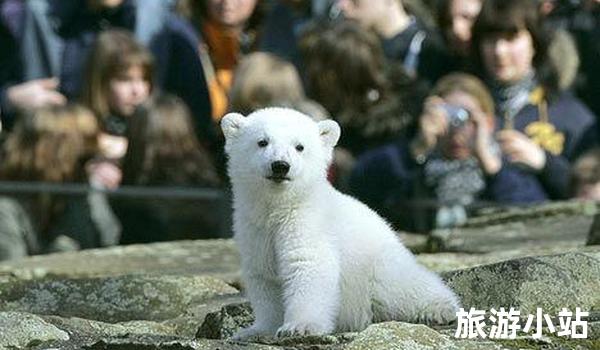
[497,88,597,199]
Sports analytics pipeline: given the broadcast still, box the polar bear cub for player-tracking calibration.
[221,108,459,340]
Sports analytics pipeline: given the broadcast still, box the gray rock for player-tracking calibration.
[0,311,203,349]
[417,245,600,273]
[0,240,241,283]
[0,312,69,349]
[166,295,247,338]
[429,213,592,254]
[587,213,600,246]
[82,336,282,350]
[466,201,598,227]
[427,201,600,254]
[344,322,505,350]
[42,315,178,339]
[196,302,254,340]
[0,275,238,323]
[444,252,600,315]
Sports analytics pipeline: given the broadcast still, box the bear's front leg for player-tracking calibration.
[275,239,340,338]
[232,275,283,341]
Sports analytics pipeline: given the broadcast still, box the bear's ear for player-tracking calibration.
[318,120,341,148]
[221,113,246,139]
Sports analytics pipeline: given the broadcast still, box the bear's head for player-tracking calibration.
[221,108,340,191]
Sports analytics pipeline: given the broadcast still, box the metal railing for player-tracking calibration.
[0,181,233,239]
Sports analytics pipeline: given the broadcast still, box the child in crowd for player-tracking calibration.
[0,104,120,260]
[0,0,170,129]
[111,94,222,244]
[120,95,220,188]
[81,29,154,190]
[228,52,305,115]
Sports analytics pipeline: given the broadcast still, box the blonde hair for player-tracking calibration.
[431,73,495,117]
[1,104,99,183]
[81,29,154,123]
[228,52,305,114]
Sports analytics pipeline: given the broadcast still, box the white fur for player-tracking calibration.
[222,108,460,340]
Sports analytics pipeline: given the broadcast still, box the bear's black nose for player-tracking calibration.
[271,161,290,176]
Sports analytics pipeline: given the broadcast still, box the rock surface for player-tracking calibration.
[0,312,70,348]
[0,240,241,283]
[196,302,254,340]
[0,202,599,349]
[444,252,600,315]
[588,213,600,246]
[429,201,597,253]
[0,275,238,323]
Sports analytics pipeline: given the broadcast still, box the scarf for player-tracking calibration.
[423,155,486,228]
[424,155,486,207]
[488,71,537,122]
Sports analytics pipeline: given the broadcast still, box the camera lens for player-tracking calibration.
[442,104,470,129]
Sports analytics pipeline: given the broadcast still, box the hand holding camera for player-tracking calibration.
[412,95,501,174]
[413,96,449,155]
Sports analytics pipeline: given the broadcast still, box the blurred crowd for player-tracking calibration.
[0,0,599,259]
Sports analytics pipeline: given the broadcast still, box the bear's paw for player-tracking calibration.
[276,321,330,338]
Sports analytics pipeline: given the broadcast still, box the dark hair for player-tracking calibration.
[300,20,422,153]
[301,20,391,116]
[437,0,454,40]
[471,0,559,94]
[437,0,482,45]
[177,0,266,42]
[0,104,100,237]
[1,104,99,183]
[121,95,220,187]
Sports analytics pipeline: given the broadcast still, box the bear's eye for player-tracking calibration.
[257,139,269,148]
[295,144,304,152]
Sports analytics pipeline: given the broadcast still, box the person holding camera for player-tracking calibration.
[349,73,548,232]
